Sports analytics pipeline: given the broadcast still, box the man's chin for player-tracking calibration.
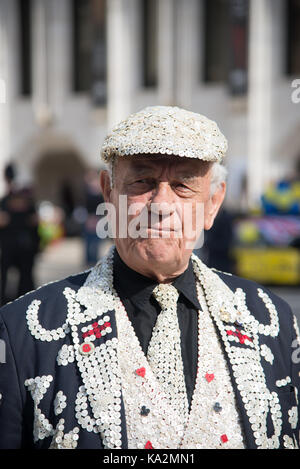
[132,237,184,263]
[115,237,193,281]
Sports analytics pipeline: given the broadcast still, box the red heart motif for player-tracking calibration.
[135,367,146,378]
[145,441,153,449]
[205,373,215,383]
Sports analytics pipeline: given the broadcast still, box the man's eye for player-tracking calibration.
[175,183,189,190]
[129,179,153,189]
[131,179,148,186]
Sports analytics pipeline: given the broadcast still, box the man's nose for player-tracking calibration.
[150,182,176,206]
[149,182,176,214]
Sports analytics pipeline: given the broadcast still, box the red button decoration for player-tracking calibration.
[82,321,111,340]
[136,367,146,378]
[226,328,252,344]
[205,373,215,383]
[83,344,91,353]
[145,441,154,449]
[79,342,95,356]
[221,434,228,443]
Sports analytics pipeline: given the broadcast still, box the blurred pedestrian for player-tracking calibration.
[204,207,234,273]
[0,164,40,305]
[82,169,104,266]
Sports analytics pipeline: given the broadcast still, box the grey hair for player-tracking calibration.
[107,156,227,194]
[107,156,115,187]
[210,162,227,195]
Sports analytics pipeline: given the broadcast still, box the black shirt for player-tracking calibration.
[113,249,200,408]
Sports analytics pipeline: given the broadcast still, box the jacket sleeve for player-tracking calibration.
[0,313,24,448]
[291,314,300,447]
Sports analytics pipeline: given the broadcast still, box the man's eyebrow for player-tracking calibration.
[179,173,198,179]
[175,173,199,183]
[129,162,157,174]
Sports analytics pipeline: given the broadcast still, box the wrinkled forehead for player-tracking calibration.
[115,153,212,177]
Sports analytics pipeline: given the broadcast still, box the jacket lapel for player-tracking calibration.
[64,253,128,449]
[191,254,282,449]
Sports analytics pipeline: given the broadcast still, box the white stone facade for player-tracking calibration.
[0,0,299,208]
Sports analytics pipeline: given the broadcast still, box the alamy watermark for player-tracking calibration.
[291,338,300,364]
[291,79,300,104]
[0,339,6,364]
[95,196,205,249]
[0,78,6,104]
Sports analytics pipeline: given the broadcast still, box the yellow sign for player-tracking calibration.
[234,248,300,285]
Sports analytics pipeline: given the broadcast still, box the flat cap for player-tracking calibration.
[101,105,227,163]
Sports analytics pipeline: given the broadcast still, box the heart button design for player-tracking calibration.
[145,441,153,449]
[135,367,146,378]
[205,373,215,383]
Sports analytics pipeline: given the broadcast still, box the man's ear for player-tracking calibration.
[99,170,112,203]
[204,182,226,230]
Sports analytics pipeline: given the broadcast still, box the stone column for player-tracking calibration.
[157,0,175,105]
[247,0,273,208]
[47,0,72,122]
[32,0,51,126]
[175,0,199,109]
[0,0,11,196]
[107,0,137,130]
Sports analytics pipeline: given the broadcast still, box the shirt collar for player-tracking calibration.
[113,249,201,311]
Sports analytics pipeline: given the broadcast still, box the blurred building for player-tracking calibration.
[0,0,300,210]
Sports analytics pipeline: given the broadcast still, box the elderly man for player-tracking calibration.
[0,106,299,450]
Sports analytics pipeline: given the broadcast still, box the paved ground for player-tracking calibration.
[34,237,112,287]
[33,238,300,326]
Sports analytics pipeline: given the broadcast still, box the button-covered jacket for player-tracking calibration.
[0,252,299,449]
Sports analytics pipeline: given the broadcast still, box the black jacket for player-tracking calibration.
[0,254,299,449]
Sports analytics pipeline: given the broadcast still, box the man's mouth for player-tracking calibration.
[139,225,181,236]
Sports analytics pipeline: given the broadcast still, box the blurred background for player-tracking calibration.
[0,0,300,322]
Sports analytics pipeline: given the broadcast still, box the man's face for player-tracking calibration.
[100,154,225,281]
